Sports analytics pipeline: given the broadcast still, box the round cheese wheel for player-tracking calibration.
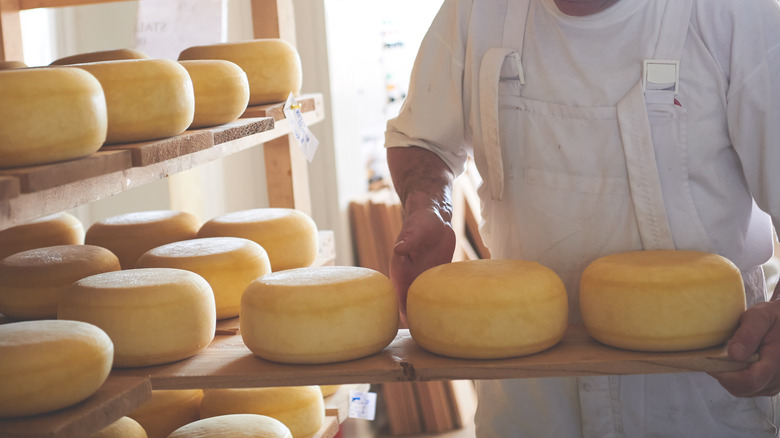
[90,416,148,438]
[50,48,149,66]
[178,60,250,129]
[0,67,107,168]
[199,386,324,438]
[75,59,194,144]
[580,250,745,352]
[407,259,568,359]
[85,210,200,269]
[241,266,398,364]
[128,390,203,438]
[0,245,120,319]
[178,39,302,105]
[198,208,317,271]
[318,386,339,397]
[0,320,113,418]
[0,212,85,261]
[168,414,292,438]
[58,268,216,368]
[136,237,271,320]
[0,60,27,70]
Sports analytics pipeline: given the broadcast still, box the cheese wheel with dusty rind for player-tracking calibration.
[168,414,292,438]
[85,210,200,269]
[407,259,568,359]
[0,212,84,261]
[50,48,149,66]
[241,266,398,364]
[580,250,745,352]
[0,319,113,418]
[199,386,324,438]
[128,390,203,438]
[0,67,107,168]
[136,237,271,320]
[178,39,301,105]
[178,60,250,128]
[58,268,216,368]
[198,208,317,272]
[75,59,194,144]
[0,245,120,320]
[90,416,148,438]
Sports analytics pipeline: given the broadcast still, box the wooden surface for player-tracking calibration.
[102,131,213,167]
[250,0,296,44]
[324,384,371,423]
[19,0,130,9]
[0,376,152,438]
[312,416,339,438]
[241,95,318,121]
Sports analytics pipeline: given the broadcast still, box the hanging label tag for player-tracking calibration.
[348,390,377,421]
[283,93,319,163]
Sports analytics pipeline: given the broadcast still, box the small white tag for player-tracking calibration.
[348,390,377,421]
[643,60,679,94]
[283,93,319,162]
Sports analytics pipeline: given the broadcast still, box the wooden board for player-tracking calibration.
[0,176,20,200]
[208,117,275,145]
[0,376,151,438]
[312,416,339,438]
[323,384,371,423]
[102,131,213,167]
[240,95,317,121]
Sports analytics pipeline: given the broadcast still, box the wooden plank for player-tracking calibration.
[0,376,152,438]
[19,0,130,10]
[102,131,213,167]
[263,133,311,214]
[207,117,274,145]
[0,150,132,193]
[0,0,23,62]
[250,0,296,44]
[414,381,456,434]
[241,95,317,121]
[312,416,339,438]
[382,382,423,436]
[0,175,20,200]
[323,384,371,423]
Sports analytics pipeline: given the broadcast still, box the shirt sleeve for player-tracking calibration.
[384,0,472,177]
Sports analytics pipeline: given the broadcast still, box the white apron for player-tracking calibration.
[468,0,778,436]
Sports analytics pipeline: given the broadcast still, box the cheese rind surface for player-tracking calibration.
[178,60,250,128]
[0,212,85,261]
[128,389,203,438]
[168,414,292,438]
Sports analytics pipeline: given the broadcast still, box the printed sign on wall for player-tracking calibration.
[135,0,224,59]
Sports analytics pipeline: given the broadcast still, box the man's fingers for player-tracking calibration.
[727,304,776,361]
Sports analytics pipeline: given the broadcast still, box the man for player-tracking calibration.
[385,0,780,436]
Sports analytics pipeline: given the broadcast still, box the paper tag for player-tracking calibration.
[348,390,377,421]
[283,93,319,162]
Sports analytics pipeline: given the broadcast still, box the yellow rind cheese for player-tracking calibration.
[50,48,149,66]
[0,320,113,418]
[198,208,317,271]
[241,266,399,364]
[58,268,216,368]
[178,60,250,128]
[90,416,148,438]
[75,59,194,144]
[580,250,745,352]
[199,387,324,438]
[136,237,271,320]
[178,39,302,105]
[407,259,568,359]
[0,212,85,261]
[168,414,292,438]
[0,245,121,319]
[0,60,27,70]
[0,67,107,168]
[128,389,203,438]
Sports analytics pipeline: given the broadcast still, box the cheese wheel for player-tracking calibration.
[0,67,107,168]
[198,208,317,271]
[168,414,292,438]
[85,210,200,269]
[199,387,324,438]
[241,266,398,364]
[90,416,148,438]
[51,48,149,66]
[407,259,568,359]
[58,268,216,367]
[0,245,120,319]
[178,60,250,129]
[0,212,85,261]
[178,39,302,105]
[0,320,113,418]
[128,390,203,438]
[580,250,745,352]
[0,60,27,70]
[318,386,339,397]
[75,59,194,144]
[136,237,271,320]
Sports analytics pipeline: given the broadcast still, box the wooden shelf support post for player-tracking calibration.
[0,0,23,62]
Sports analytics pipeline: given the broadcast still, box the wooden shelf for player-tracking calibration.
[0,94,324,231]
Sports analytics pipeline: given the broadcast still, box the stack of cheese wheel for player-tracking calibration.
[85,210,200,269]
[199,386,324,438]
[58,268,216,367]
[580,250,745,352]
[0,212,84,261]
[178,39,302,105]
[168,414,292,438]
[178,60,250,129]
[0,67,107,168]
[128,390,203,438]
[89,416,148,438]
[136,237,271,320]
[198,208,317,272]
[50,48,149,66]
[74,59,194,144]
[0,320,113,418]
[407,259,568,359]
[241,266,398,364]
[0,60,27,70]
[0,245,120,319]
